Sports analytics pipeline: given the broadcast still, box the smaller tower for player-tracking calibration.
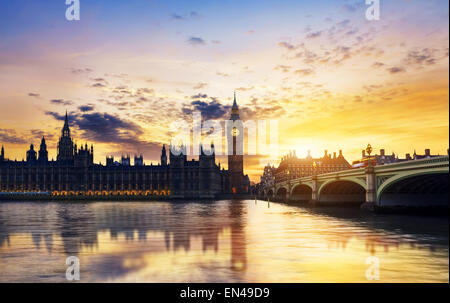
[134,154,144,166]
[38,136,48,163]
[106,156,114,166]
[161,144,167,166]
[169,144,186,167]
[199,142,215,168]
[0,145,4,161]
[121,154,130,166]
[26,144,37,163]
[211,142,215,156]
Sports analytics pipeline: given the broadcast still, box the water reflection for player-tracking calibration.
[0,200,448,282]
[0,202,246,255]
[304,207,448,255]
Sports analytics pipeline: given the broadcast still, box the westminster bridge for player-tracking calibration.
[260,156,449,209]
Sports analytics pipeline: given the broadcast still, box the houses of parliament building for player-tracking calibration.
[0,97,250,199]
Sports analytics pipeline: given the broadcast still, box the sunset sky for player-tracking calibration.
[0,0,448,181]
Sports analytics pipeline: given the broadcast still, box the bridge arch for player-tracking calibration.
[290,184,313,202]
[275,187,288,200]
[377,170,449,207]
[318,178,367,196]
[318,179,366,205]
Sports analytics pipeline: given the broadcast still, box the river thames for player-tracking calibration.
[0,200,448,283]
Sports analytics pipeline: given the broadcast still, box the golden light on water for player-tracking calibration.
[0,201,447,283]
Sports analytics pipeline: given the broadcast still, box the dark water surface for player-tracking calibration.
[0,200,448,282]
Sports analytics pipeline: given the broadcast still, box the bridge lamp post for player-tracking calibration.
[362,143,376,211]
[287,168,290,201]
[366,144,373,168]
[310,161,318,206]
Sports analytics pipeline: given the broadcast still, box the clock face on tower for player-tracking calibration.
[232,127,240,136]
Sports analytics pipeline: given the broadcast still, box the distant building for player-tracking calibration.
[410,149,447,160]
[352,148,448,168]
[274,150,351,183]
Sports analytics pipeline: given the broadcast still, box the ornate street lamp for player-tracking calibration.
[366,144,373,167]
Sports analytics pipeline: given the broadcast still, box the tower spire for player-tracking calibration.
[61,110,71,138]
[230,91,240,121]
[57,111,74,162]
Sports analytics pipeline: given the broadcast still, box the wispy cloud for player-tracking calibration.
[372,62,385,68]
[404,48,439,67]
[170,13,186,20]
[278,41,297,50]
[78,104,95,112]
[50,99,73,106]
[306,31,322,39]
[187,37,206,46]
[70,67,93,75]
[171,11,202,21]
[193,82,208,89]
[294,68,315,76]
[0,129,27,144]
[387,67,406,74]
[28,93,40,98]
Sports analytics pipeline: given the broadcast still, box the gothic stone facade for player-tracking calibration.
[0,100,250,199]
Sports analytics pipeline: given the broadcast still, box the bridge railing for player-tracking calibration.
[374,155,449,172]
[274,156,449,187]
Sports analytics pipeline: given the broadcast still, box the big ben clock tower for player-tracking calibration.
[227,92,244,194]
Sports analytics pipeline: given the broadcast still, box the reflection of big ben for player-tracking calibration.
[229,201,247,271]
[228,92,244,194]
